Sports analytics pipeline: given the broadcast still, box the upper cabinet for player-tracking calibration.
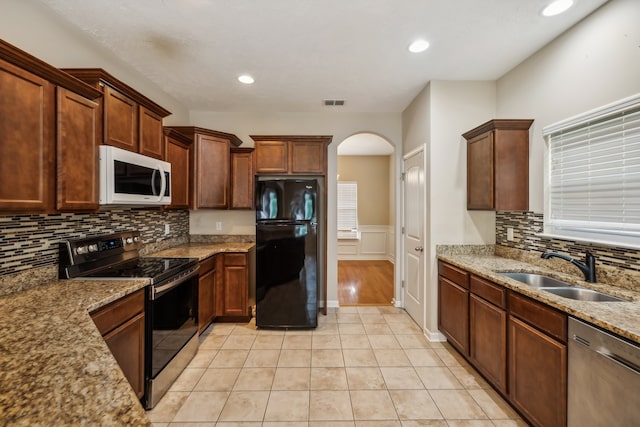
[251,135,332,175]
[163,128,192,210]
[166,127,243,210]
[63,68,171,160]
[462,119,533,211]
[230,148,255,209]
[0,40,102,214]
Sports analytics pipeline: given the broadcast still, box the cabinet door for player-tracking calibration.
[290,141,325,174]
[103,85,138,152]
[467,131,494,210]
[102,312,145,399]
[56,87,99,211]
[198,264,216,333]
[509,316,567,427]
[469,294,507,393]
[139,106,164,159]
[255,141,287,173]
[0,58,54,212]
[438,276,469,355]
[165,135,191,209]
[230,149,254,209]
[216,254,249,319]
[195,134,229,208]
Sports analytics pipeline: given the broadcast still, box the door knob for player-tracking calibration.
[414,246,424,252]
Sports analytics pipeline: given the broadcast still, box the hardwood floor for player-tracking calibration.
[338,260,394,305]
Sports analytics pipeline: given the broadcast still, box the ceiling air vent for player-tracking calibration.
[323,99,345,106]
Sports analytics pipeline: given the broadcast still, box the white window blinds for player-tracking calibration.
[337,181,358,232]
[544,94,640,245]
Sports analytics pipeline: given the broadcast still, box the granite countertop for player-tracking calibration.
[149,242,255,261]
[438,253,640,343]
[0,277,151,426]
[0,241,254,426]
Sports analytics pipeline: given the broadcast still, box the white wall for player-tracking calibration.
[0,0,189,124]
[497,0,640,212]
[402,81,496,336]
[188,111,403,306]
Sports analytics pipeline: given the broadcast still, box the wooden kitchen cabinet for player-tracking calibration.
[215,253,251,322]
[437,261,469,355]
[56,87,100,211]
[462,119,533,211]
[90,289,145,399]
[469,276,507,394]
[63,68,171,160]
[166,127,243,209]
[230,148,255,209]
[0,40,102,215]
[508,292,567,427]
[251,135,332,175]
[163,128,192,209]
[0,57,54,213]
[198,255,217,333]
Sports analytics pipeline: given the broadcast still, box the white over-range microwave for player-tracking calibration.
[99,145,171,206]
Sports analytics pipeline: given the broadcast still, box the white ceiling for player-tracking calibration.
[37,0,607,113]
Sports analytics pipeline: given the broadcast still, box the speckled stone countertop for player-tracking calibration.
[149,242,255,260]
[0,241,254,426]
[437,253,640,343]
[0,277,151,426]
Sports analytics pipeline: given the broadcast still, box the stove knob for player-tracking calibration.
[76,246,88,255]
[88,244,99,253]
[126,237,134,244]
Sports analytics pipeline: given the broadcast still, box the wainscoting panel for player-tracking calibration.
[338,225,394,261]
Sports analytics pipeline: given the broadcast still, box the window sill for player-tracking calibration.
[338,230,361,241]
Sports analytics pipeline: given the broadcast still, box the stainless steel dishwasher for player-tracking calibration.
[568,318,640,426]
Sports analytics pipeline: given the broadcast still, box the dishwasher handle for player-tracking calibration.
[596,349,640,375]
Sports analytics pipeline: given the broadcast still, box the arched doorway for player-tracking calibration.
[336,133,396,305]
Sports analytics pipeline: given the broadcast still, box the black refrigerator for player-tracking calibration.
[255,179,318,329]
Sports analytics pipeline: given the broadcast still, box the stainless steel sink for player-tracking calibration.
[498,272,627,302]
[498,272,572,288]
[542,287,627,302]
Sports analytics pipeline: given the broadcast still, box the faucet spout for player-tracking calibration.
[541,250,597,283]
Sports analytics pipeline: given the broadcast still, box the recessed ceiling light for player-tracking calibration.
[408,39,430,53]
[542,0,574,17]
[238,74,254,84]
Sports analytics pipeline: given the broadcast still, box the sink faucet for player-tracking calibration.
[541,250,597,283]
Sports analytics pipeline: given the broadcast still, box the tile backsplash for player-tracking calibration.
[0,208,189,277]
[496,211,640,273]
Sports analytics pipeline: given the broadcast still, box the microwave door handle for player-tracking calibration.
[157,164,167,202]
[151,168,159,196]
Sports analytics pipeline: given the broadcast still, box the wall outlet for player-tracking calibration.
[164,223,170,235]
[507,227,514,241]
[215,221,223,231]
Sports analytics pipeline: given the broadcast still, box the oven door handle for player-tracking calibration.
[151,267,199,300]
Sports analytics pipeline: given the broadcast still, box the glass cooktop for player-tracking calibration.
[85,257,197,284]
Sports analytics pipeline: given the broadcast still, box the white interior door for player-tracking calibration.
[402,148,425,328]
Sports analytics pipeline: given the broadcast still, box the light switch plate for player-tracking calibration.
[507,227,514,241]
[215,222,223,231]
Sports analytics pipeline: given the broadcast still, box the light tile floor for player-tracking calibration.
[147,306,526,427]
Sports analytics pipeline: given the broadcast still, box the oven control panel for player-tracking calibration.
[59,231,142,277]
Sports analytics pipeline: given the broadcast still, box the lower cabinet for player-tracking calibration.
[508,293,567,427]
[215,253,251,322]
[90,289,145,399]
[198,255,217,333]
[437,261,568,427]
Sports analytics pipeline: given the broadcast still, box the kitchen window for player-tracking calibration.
[337,181,360,239]
[543,93,640,248]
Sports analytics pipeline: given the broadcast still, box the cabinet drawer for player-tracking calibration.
[438,261,469,289]
[225,253,247,266]
[470,275,506,308]
[200,254,217,274]
[91,288,145,336]
[508,292,567,342]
